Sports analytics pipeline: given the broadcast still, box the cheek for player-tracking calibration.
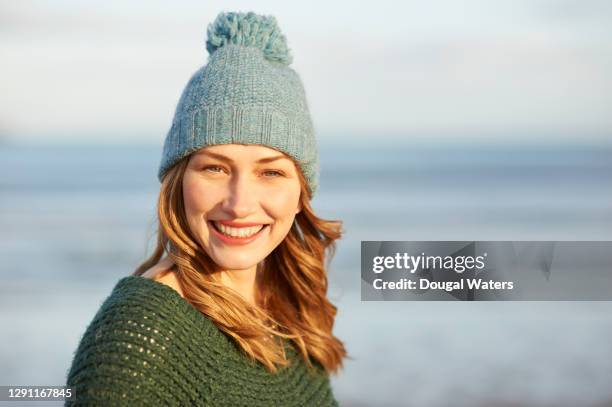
[182,176,219,215]
[265,183,301,219]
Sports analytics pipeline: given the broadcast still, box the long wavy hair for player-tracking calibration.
[132,150,348,375]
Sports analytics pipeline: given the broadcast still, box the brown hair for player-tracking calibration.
[133,151,348,375]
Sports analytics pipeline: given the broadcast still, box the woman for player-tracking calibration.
[65,10,347,406]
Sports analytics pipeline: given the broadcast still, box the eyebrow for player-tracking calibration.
[195,151,288,164]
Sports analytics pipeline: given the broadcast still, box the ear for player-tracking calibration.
[295,202,302,215]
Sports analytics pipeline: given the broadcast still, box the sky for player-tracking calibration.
[1,0,612,144]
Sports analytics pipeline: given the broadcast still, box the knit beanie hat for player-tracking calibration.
[157,11,319,197]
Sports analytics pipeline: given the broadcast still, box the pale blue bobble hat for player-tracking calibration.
[158,11,319,198]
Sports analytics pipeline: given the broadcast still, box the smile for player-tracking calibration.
[213,221,264,237]
[208,221,269,245]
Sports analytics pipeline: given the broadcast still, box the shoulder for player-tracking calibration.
[77,275,205,338]
[65,276,218,405]
[144,269,186,299]
[140,257,185,299]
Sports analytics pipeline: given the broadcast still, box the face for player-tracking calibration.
[182,144,302,272]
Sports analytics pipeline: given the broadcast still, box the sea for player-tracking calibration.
[1,139,611,406]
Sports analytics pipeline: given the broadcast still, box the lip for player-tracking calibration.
[208,221,269,246]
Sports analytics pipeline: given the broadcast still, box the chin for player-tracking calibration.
[211,255,262,271]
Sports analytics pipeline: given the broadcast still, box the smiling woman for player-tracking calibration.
[64,10,347,407]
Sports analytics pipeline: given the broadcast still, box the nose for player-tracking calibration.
[221,172,259,219]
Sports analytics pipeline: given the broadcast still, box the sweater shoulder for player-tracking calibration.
[65,276,220,405]
[74,276,221,348]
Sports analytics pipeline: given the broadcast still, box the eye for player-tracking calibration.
[203,165,226,174]
[262,169,284,178]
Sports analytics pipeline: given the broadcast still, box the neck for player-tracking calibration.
[219,264,259,306]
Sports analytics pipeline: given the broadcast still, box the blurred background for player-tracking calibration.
[1,1,611,406]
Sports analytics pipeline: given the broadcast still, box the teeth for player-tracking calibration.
[214,222,264,238]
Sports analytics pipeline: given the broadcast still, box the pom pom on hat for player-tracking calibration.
[206,11,293,65]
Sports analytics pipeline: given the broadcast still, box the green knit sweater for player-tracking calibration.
[65,276,340,406]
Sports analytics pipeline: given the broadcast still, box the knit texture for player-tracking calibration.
[158,11,319,197]
[65,276,339,406]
